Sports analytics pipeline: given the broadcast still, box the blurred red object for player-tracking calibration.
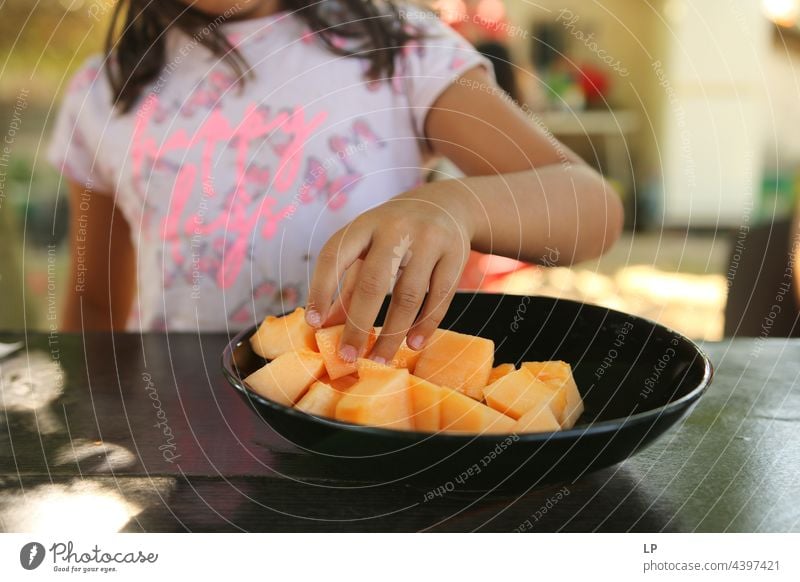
[577,63,610,106]
[441,0,511,42]
[458,251,529,290]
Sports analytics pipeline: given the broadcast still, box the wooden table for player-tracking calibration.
[1,332,798,532]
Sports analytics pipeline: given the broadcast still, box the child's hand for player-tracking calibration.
[306,183,477,364]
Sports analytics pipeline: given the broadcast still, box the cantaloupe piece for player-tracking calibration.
[482,368,565,420]
[488,363,515,384]
[513,402,561,433]
[373,327,422,371]
[335,365,413,430]
[243,350,325,406]
[354,358,391,378]
[439,388,515,434]
[295,381,342,418]
[392,342,422,371]
[315,324,377,380]
[250,307,317,360]
[408,375,447,432]
[414,329,494,400]
[322,373,359,392]
[521,361,583,428]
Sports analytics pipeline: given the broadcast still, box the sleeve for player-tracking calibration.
[46,55,116,193]
[398,7,496,138]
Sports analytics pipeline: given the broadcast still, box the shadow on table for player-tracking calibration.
[122,466,680,533]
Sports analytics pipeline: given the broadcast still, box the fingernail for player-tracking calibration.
[408,335,425,350]
[306,309,322,328]
[339,344,357,363]
[370,356,386,365]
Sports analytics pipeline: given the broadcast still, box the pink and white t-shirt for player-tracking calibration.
[48,7,490,331]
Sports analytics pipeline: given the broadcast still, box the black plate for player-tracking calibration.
[221,293,712,489]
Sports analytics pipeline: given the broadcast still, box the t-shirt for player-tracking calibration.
[48,7,491,331]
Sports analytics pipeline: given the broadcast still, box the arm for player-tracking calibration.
[61,181,136,332]
[306,67,623,362]
[424,67,623,264]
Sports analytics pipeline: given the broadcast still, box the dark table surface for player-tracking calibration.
[1,331,798,533]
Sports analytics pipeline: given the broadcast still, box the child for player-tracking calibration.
[50,0,622,364]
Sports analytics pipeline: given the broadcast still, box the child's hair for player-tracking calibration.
[105,0,423,112]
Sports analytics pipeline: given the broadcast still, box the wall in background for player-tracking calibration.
[504,0,669,218]
[502,0,799,228]
[764,30,800,167]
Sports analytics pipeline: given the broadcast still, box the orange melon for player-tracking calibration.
[482,368,565,420]
[392,341,422,371]
[323,373,359,392]
[335,365,413,430]
[521,361,583,428]
[315,324,377,380]
[513,402,561,433]
[295,381,342,418]
[243,350,325,406]
[373,328,423,371]
[440,388,515,434]
[408,375,447,432]
[488,363,516,384]
[414,329,494,400]
[250,307,317,360]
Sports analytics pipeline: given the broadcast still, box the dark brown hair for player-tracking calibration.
[105,1,423,112]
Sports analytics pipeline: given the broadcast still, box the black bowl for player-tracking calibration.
[221,293,712,489]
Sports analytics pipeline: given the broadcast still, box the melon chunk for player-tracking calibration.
[373,328,423,371]
[243,350,325,406]
[521,361,583,428]
[335,366,413,430]
[323,373,359,392]
[488,363,516,385]
[393,342,422,371]
[414,329,494,400]
[513,402,561,433]
[440,388,515,434]
[250,307,317,360]
[408,375,447,432]
[315,324,377,380]
[295,381,342,418]
[482,368,564,420]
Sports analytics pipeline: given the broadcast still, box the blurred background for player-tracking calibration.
[1,0,799,341]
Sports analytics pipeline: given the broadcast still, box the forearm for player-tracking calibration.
[415,164,623,265]
[61,292,114,332]
[60,182,136,332]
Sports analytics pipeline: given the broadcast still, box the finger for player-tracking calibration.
[306,227,370,328]
[370,255,437,363]
[325,259,363,327]
[406,252,464,350]
[337,239,397,362]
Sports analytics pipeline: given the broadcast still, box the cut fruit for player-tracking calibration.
[488,363,516,385]
[324,374,359,392]
[315,324,377,380]
[513,402,561,433]
[482,368,564,420]
[335,366,413,430]
[373,328,422,371]
[393,342,422,371]
[243,350,325,407]
[414,329,494,400]
[294,381,343,418]
[521,361,583,428]
[408,375,447,432]
[440,387,515,434]
[250,307,317,360]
